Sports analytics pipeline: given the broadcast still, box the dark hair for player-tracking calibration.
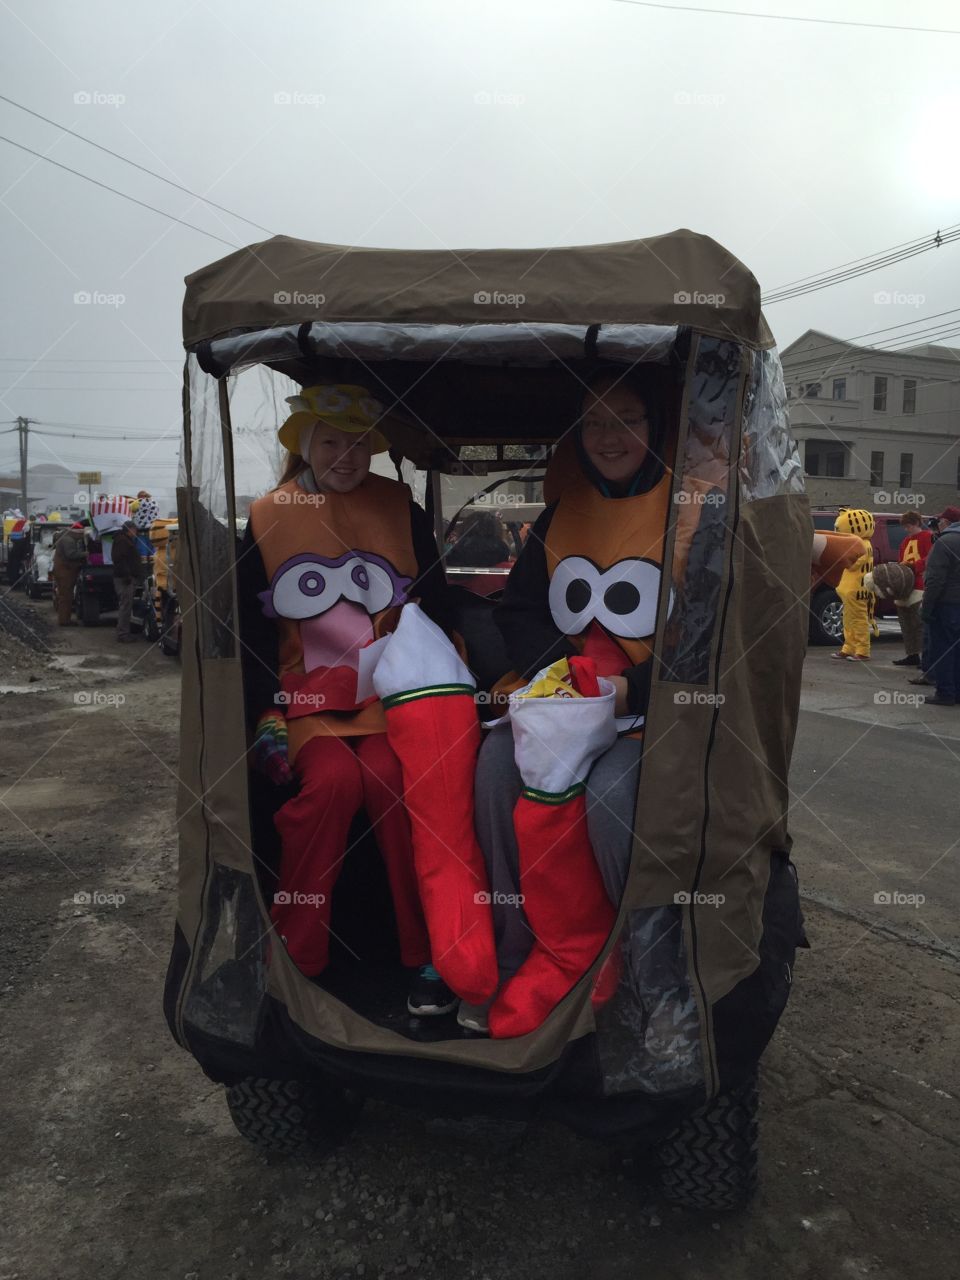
[900,510,923,526]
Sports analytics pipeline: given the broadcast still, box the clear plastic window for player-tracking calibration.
[660,336,741,685]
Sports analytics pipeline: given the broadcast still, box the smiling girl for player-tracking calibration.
[467,367,673,1031]
[238,384,457,1016]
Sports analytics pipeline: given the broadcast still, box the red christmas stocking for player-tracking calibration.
[373,605,498,1006]
[488,661,619,1039]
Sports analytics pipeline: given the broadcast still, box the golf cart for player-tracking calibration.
[164,232,810,1210]
[25,521,64,599]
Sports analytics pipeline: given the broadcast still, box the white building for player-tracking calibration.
[781,330,960,512]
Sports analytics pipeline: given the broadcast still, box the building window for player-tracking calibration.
[870,451,884,487]
[873,376,887,411]
[804,382,821,398]
[832,378,846,400]
[900,452,913,488]
[903,378,917,414]
[805,439,850,478]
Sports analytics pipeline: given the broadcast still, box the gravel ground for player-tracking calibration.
[1,600,958,1280]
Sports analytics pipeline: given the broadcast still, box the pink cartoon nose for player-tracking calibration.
[299,599,374,673]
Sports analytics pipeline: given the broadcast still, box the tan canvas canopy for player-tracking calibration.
[168,233,808,1110]
[182,230,774,351]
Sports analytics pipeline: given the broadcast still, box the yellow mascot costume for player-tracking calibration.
[832,508,878,661]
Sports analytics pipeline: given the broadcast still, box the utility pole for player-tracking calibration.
[16,416,34,513]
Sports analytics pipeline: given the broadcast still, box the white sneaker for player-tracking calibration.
[457,999,491,1034]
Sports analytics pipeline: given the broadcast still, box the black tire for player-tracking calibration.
[224,1077,363,1155]
[160,596,180,657]
[658,1072,759,1211]
[142,601,160,643]
[809,587,843,646]
[77,592,101,626]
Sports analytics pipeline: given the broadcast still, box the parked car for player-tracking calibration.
[808,510,909,645]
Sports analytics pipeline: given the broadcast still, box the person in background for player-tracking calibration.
[920,506,960,707]
[892,510,934,668]
[445,512,511,567]
[111,519,145,643]
[51,524,87,625]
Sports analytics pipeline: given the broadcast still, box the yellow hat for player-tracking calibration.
[278,384,389,456]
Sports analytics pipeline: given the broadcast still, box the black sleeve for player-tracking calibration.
[493,504,577,679]
[621,661,653,718]
[407,500,455,636]
[236,523,281,736]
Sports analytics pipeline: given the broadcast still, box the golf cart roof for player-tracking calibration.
[182,231,773,352]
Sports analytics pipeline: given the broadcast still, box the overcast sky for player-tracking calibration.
[2,0,959,509]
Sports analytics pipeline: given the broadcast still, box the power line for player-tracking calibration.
[763,227,960,304]
[610,0,960,36]
[0,135,240,249]
[0,93,273,236]
[765,224,960,294]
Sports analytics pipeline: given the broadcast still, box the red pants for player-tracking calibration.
[272,733,431,976]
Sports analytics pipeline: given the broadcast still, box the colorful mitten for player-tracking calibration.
[252,710,293,786]
[489,662,618,1039]
[372,604,498,1006]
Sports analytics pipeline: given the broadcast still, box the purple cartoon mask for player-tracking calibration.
[259,550,412,621]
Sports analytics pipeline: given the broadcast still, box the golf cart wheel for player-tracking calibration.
[658,1072,759,1211]
[225,1077,363,1155]
[160,596,180,656]
[143,606,160,644]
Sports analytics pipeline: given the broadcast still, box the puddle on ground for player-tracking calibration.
[0,653,133,695]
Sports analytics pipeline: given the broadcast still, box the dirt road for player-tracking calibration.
[1,602,957,1280]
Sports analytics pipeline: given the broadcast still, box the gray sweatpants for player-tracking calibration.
[474,724,643,980]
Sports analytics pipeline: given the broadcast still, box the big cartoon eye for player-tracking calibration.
[270,559,345,619]
[592,558,662,640]
[341,556,395,613]
[549,556,665,641]
[549,556,600,634]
